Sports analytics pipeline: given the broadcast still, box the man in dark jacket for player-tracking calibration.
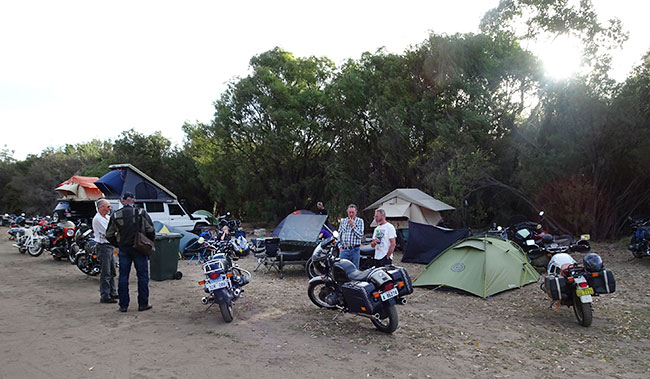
[106,192,155,312]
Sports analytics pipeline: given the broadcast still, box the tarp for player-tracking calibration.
[271,210,315,237]
[364,188,455,229]
[413,235,539,298]
[402,221,470,264]
[274,214,327,242]
[95,164,176,201]
[153,221,198,253]
[55,176,103,200]
[193,210,218,226]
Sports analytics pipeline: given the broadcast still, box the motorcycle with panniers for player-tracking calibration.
[307,231,413,334]
[198,243,251,323]
[541,252,615,327]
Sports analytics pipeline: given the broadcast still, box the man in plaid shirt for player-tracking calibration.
[337,204,364,268]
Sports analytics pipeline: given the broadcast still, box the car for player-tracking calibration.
[52,199,97,224]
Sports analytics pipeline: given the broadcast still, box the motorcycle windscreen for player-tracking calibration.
[276,214,327,243]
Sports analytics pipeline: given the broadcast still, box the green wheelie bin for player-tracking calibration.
[150,232,183,281]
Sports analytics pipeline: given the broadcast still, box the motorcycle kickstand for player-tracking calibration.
[205,302,215,312]
[331,307,345,321]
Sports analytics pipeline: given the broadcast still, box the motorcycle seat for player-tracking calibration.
[360,245,375,257]
[334,259,373,282]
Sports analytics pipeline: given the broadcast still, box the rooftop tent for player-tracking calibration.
[364,188,455,229]
[55,176,103,201]
[402,221,470,264]
[94,164,176,201]
[271,210,315,237]
[413,235,539,298]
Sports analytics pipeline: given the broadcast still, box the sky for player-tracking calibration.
[1,0,648,160]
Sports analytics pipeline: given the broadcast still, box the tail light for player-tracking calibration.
[383,283,395,291]
[208,273,220,280]
[578,282,588,288]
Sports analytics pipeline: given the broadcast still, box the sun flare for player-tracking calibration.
[532,36,584,79]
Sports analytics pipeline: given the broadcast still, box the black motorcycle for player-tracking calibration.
[73,223,101,276]
[198,252,251,322]
[307,233,413,334]
[628,217,650,258]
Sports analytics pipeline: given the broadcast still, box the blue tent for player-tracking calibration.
[95,164,176,201]
[401,221,470,264]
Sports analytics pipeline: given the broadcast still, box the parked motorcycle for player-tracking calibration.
[198,252,251,322]
[41,220,77,262]
[541,252,615,327]
[628,217,650,258]
[307,232,413,334]
[73,223,101,276]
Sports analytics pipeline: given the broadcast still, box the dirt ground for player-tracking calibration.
[1,226,649,379]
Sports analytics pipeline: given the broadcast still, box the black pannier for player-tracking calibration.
[586,269,616,294]
[341,281,379,315]
[386,266,413,297]
[544,275,569,301]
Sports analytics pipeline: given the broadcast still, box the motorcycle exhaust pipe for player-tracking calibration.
[201,297,210,305]
[400,298,407,305]
[233,288,241,297]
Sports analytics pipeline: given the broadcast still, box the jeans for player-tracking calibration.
[97,243,117,300]
[118,245,149,309]
[340,246,361,269]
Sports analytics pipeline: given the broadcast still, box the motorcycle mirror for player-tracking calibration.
[539,211,545,217]
[332,231,340,239]
[497,226,503,231]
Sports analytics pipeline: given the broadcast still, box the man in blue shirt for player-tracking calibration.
[337,204,364,268]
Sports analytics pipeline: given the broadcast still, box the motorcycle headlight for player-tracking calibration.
[66,229,75,237]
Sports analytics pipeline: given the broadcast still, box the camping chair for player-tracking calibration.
[253,237,280,274]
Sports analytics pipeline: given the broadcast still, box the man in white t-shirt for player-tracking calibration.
[370,208,396,267]
[93,199,117,303]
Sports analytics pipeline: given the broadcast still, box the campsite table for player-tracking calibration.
[151,232,182,281]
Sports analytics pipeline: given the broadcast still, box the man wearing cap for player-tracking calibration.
[94,199,117,303]
[106,192,155,313]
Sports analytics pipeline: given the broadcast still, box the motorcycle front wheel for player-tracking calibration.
[305,258,327,279]
[219,302,233,323]
[572,292,593,327]
[68,245,78,264]
[307,280,337,309]
[372,304,399,334]
[27,238,44,257]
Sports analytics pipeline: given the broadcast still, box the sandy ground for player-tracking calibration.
[1,225,649,379]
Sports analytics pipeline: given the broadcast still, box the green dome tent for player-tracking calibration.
[413,236,539,298]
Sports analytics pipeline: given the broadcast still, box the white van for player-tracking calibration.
[108,199,209,232]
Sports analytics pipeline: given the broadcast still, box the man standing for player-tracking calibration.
[106,192,155,313]
[370,208,396,267]
[93,199,117,303]
[337,204,364,268]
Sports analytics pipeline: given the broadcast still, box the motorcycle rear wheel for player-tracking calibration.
[307,280,337,309]
[372,304,399,334]
[219,302,233,323]
[572,292,593,327]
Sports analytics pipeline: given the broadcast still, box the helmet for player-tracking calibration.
[583,253,604,272]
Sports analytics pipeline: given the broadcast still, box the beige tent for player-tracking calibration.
[364,188,455,228]
[55,176,103,201]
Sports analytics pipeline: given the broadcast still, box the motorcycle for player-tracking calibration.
[73,223,101,276]
[541,252,615,327]
[307,231,413,334]
[41,220,77,262]
[198,252,251,323]
[627,217,650,258]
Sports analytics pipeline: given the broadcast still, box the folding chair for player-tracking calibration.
[253,237,280,273]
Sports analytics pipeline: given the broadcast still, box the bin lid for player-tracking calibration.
[155,232,183,240]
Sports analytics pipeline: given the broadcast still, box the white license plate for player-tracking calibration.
[380,288,399,301]
[206,279,228,291]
